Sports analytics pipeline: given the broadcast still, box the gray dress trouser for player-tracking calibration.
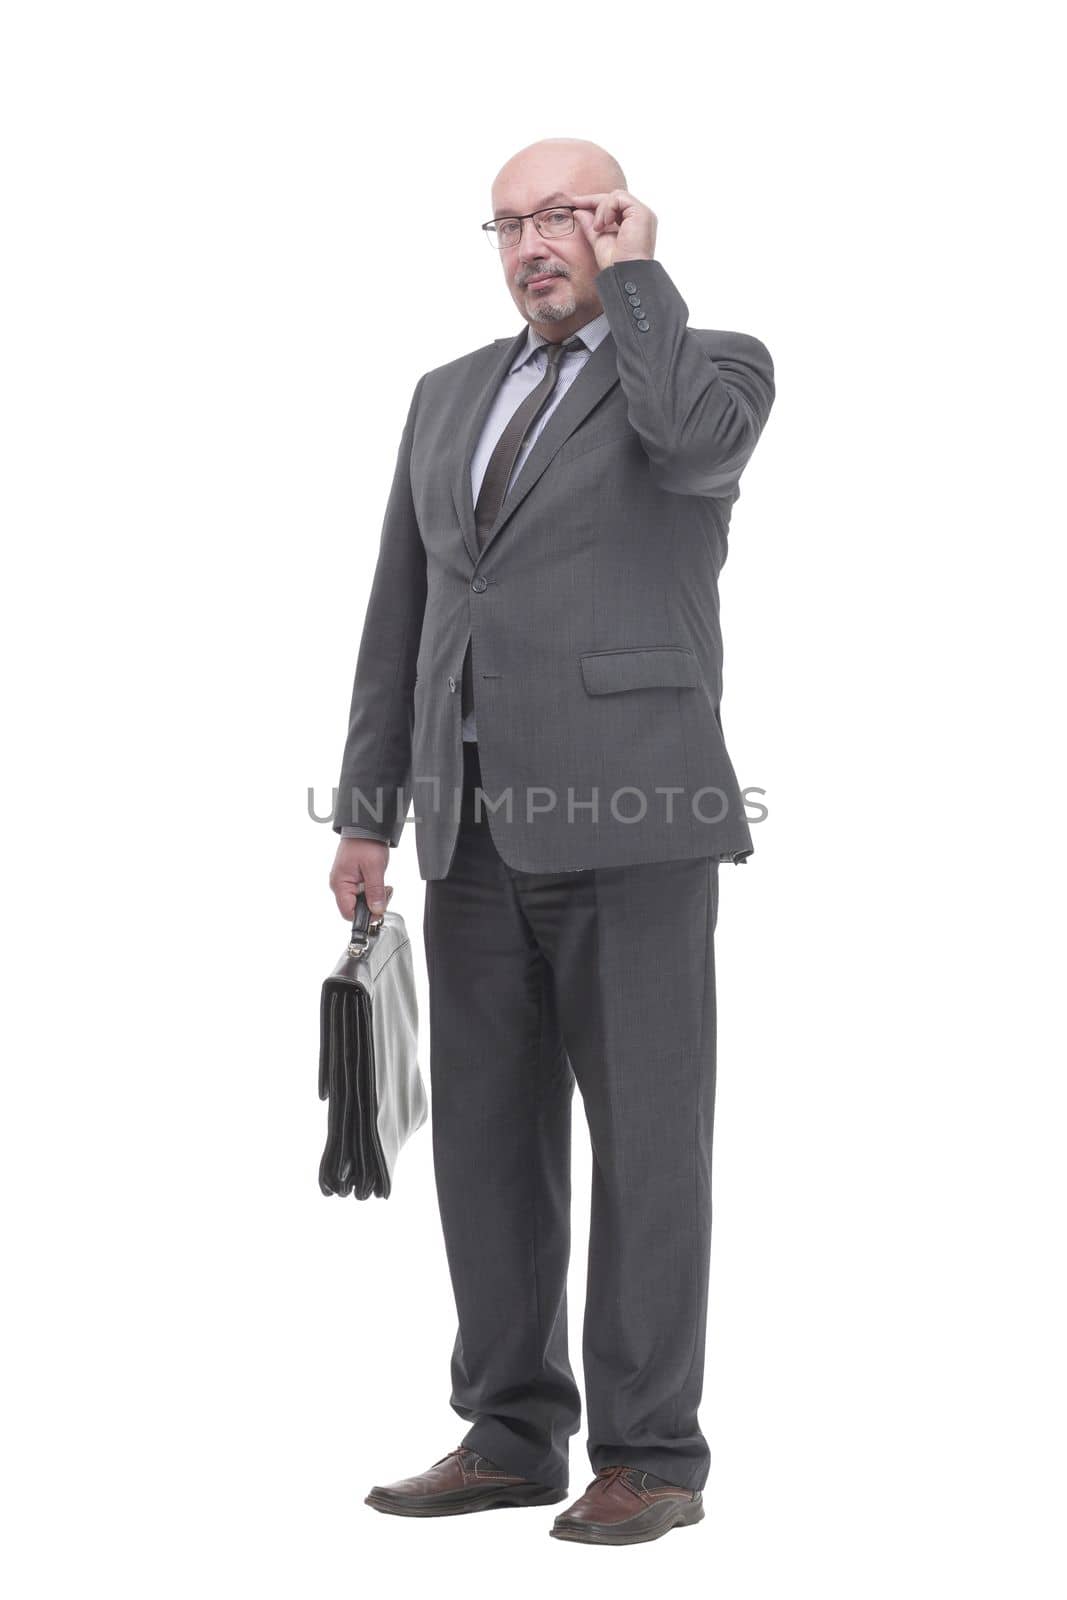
[422,739,720,1493]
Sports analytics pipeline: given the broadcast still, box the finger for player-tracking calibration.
[363,869,388,915]
[330,862,366,918]
[334,883,358,920]
[572,207,598,244]
[599,193,625,231]
[371,886,395,920]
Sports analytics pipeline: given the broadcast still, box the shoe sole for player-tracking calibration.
[365,1483,568,1517]
[549,1498,705,1544]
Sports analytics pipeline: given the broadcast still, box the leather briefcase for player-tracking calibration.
[318,891,427,1199]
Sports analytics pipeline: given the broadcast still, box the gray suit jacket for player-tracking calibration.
[333,258,775,880]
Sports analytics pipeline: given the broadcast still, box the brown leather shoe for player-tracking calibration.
[550,1464,704,1545]
[364,1445,567,1517]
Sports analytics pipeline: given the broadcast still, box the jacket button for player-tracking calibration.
[623,279,637,293]
[447,675,456,692]
[471,575,488,592]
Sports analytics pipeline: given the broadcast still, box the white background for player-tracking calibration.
[2,2,1063,1594]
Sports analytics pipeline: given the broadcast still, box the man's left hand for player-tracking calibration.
[569,189,657,270]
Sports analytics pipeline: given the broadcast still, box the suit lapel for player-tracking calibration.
[451,326,620,568]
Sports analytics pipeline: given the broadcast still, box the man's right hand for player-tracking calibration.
[329,838,393,921]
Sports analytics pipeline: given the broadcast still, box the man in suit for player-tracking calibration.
[328,137,774,1545]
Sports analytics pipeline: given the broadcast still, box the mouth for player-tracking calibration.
[526,274,561,289]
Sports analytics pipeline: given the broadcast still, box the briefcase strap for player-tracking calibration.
[348,889,385,957]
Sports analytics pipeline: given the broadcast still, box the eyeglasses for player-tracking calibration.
[481,205,577,250]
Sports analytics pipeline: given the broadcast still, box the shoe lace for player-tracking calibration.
[591,1463,645,1498]
[431,1444,479,1469]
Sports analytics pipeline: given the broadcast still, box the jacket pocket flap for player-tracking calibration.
[579,646,700,694]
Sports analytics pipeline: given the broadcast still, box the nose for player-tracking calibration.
[517,230,559,277]
[514,217,550,256]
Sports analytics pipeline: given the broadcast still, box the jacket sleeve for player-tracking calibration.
[595,258,775,498]
[333,374,427,843]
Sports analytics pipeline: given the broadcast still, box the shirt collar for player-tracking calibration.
[508,309,611,375]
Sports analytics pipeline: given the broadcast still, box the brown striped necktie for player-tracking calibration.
[474,333,586,552]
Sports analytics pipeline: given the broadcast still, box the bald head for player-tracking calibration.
[491,138,627,202]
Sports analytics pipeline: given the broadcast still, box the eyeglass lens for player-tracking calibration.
[486,208,575,248]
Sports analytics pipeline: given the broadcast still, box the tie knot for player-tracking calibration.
[544,335,585,366]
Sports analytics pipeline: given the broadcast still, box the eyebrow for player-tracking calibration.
[493,191,571,219]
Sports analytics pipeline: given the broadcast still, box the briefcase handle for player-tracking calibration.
[348,889,385,958]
